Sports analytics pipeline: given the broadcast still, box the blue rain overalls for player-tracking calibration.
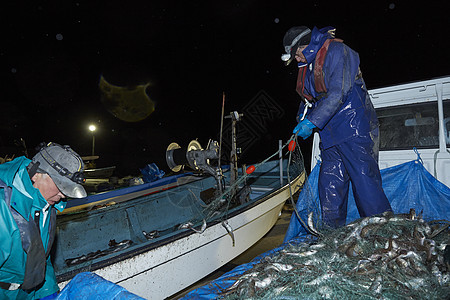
[296,27,392,227]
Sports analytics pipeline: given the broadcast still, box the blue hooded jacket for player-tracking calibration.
[297,27,379,149]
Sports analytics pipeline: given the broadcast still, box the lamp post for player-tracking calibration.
[88,124,96,156]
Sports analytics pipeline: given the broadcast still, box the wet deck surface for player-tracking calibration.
[167,203,294,299]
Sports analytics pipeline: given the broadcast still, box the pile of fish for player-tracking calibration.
[221,210,450,299]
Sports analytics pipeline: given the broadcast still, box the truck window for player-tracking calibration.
[376,99,450,150]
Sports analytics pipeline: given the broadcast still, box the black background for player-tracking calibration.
[1,1,448,176]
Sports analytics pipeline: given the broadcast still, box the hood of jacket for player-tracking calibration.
[302,26,335,65]
[0,156,65,219]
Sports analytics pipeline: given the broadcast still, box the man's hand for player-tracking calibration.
[293,118,316,139]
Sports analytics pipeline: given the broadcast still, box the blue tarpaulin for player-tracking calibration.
[56,272,144,300]
[285,158,450,242]
[140,163,165,183]
[181,158,450,299]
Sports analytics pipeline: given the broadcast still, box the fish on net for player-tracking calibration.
[218,210,449,299]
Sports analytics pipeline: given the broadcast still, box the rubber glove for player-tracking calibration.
[293,118,316,139]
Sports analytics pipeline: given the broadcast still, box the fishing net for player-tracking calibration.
[194,137,450,299]
[220,213,450,299]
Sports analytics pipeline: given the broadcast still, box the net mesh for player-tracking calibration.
[220,214,449,299]
[215,137,450,300]
[188,137,306,227]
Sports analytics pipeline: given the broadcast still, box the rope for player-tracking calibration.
[193,134,315,237]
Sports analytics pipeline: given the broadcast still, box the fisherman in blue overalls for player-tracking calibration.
[281,26,392,228]
[0,142,87,299]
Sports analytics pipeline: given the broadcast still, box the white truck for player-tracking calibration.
[311,75,450,188]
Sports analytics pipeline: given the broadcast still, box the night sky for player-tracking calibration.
[1,1,448,176]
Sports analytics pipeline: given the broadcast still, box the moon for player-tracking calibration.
[99,75,155,122]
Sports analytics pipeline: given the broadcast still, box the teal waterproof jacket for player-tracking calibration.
[0,156,66,299]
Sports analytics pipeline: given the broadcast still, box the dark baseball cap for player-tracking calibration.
[31,142,87,198]
[281,26,312,66]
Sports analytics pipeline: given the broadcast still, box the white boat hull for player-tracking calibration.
[58,174,303,299]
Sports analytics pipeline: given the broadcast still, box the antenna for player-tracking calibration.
[218,92,225,168]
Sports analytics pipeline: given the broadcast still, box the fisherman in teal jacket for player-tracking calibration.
[0,142,86,299]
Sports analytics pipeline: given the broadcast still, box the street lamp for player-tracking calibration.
[88,124,96,156]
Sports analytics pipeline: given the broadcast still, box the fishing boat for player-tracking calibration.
[54,111,305,299]
[81,155,116,179]
[83,166,116,179]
